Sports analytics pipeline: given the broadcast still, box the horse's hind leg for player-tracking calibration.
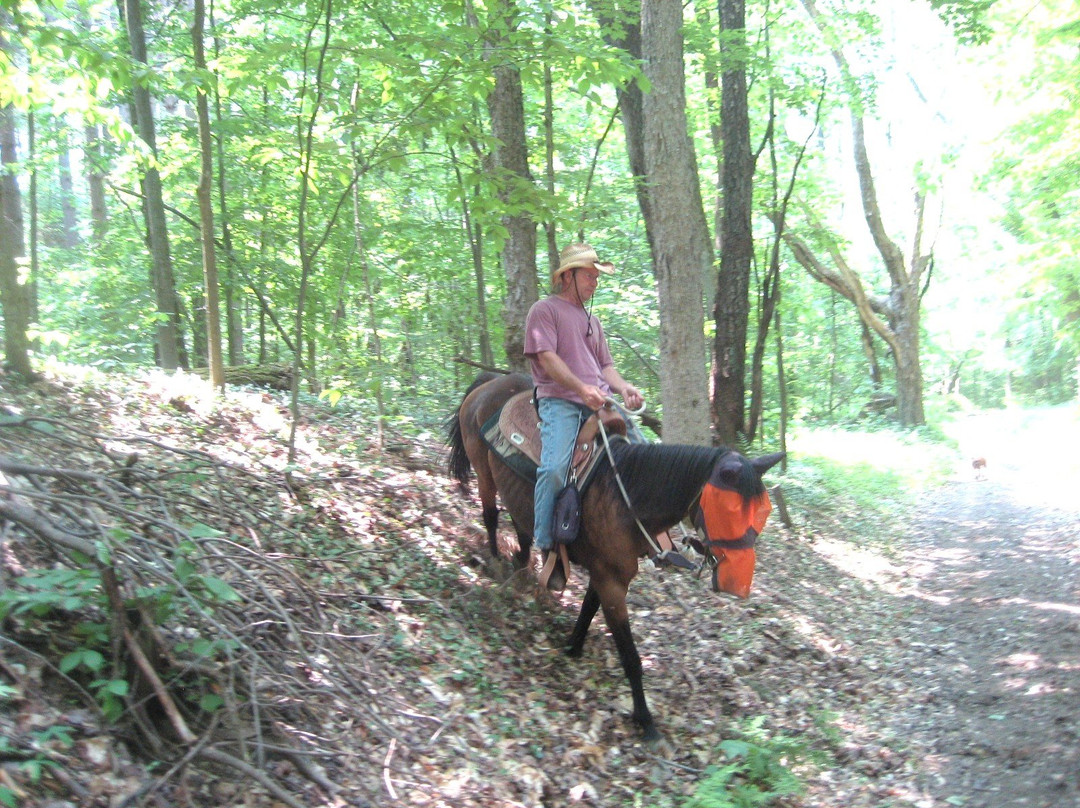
[471,451,502,559]
[482,504,500,557]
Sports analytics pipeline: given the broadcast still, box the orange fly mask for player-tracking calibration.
[695,455,773,599]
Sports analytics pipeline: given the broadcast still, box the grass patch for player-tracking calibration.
[779,425,957,549]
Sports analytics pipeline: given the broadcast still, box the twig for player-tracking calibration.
[382,738,399,800]
[198,746,309,808]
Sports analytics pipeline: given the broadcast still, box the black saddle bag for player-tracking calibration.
[552,482,581,544]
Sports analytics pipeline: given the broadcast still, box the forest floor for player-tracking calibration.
[1,369,1078,808]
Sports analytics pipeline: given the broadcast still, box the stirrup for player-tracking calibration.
[653,548,696,570]
[539,546,570,591]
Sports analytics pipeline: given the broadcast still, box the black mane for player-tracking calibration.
[598,442,723,521]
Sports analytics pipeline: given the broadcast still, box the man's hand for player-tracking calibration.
[620,384,644,411]
[579,385,607,410]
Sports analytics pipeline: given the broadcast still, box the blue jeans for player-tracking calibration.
[533,396,646,551]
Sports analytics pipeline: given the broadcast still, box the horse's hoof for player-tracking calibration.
[644,732,672,753]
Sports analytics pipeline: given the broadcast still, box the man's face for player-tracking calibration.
[567,266,600,303]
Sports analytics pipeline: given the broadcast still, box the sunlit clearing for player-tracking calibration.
[792,427,952,489]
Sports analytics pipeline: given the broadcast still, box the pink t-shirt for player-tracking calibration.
[524,295,614,404]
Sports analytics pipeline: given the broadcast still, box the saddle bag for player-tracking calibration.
[552,482,582,544]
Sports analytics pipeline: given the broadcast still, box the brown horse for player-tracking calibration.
[445,372,783,740]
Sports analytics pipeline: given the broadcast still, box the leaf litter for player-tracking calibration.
[0,368,1077,807]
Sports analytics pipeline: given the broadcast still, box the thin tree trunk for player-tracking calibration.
[192,0,224,388]
[210,0,243,365]
[123,0,184,369]
[351,168,386,448]
[27,110,39,322]
[56,135,80,248]
[0,94,33,378]
[449,143,493,368]
[287,0,333,464]
[84,123,108,240]
[774,305,787,471]
[641,0,712,445]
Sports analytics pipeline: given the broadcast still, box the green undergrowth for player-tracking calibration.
[631,717,824,808]
[777,424,958,550]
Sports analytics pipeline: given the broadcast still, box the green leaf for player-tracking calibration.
[188,523,223,539]
[202,576,240,602]
[175,556,196,584]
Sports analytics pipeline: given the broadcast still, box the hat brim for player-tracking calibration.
[553,260,615,281]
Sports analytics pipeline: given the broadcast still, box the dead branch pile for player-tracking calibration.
[0,377,484,806]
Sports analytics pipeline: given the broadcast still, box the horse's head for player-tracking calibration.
[696,450,784,599]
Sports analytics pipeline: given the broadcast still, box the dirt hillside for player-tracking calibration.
[1,372,1077,807]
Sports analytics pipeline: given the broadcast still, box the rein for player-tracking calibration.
[596,399,696,570]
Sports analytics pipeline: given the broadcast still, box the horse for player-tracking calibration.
[445,371,784,741]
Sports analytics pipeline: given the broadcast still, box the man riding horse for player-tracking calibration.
[524,242,647,590]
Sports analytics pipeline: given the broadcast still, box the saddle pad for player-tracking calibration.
[481,397,624,490]
[482,408,538,483]
[497,391,542,465]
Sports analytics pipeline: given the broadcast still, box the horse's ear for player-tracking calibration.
[751,452,785,475]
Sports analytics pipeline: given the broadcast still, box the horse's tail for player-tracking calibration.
[445,372,500,489]
[445,409,472,488]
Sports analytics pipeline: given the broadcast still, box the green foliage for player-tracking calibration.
[685,719,812,808]
[0,723,74,804]
[0,525,242,722]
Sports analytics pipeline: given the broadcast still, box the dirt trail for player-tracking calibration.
[887,409,1080,807]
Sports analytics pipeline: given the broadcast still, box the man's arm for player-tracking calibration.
[534,350,608,410]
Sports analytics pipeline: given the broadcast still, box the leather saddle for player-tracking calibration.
[490,391,627,483]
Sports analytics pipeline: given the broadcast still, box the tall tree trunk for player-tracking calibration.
[192,0,224,388]
[711,0,754,446]
[482,0,537,372]
[84,124,108,240]
[590,1,655,258]
[56,134,80,248]
[26,110,39,323]
[0,97,33,378]
[352,168,386,449]
[541,11,560,273]
[450,142,494,368]
[210,0,243,366]
[641,0,712,445]
[123,0,184,369]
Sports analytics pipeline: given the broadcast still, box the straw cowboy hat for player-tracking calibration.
[552,243,615,288]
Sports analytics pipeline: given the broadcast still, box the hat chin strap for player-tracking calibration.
[569,270,596,336]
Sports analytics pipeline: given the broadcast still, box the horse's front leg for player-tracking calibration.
[597,581,658,741]
[566,583,601,657]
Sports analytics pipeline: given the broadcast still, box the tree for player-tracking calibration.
[641,0,712,444]
[192,0,224,388]
[0,21,33,378]
[711,0,755,446]
[122,0,185,369]
[481,0,539,372]
[785,0,933,426]
[0,103,33,378]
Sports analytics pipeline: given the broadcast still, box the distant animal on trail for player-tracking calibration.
[445,372,783,741]
[972,456,987,481]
